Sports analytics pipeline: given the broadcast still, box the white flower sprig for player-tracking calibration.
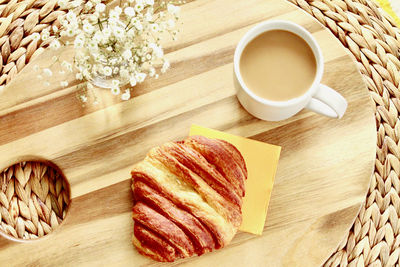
[47,0,181,102]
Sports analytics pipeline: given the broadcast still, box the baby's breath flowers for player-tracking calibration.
[47,0,181,102]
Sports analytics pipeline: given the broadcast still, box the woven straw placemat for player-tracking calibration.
[0,0,69,90]
[0,0,399,265]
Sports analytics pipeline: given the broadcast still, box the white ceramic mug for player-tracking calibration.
[234,20,348,121]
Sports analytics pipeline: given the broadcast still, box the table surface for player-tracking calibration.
[0,0,376,266]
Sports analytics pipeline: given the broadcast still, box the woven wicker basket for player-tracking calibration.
[0,0,399,265]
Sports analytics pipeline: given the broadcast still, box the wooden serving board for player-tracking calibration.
[0,0,376,266]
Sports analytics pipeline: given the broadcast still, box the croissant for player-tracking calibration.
[131,135,247,262]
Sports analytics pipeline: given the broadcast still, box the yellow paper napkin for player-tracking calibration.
[189,124,281,235]
[374,0,400,26]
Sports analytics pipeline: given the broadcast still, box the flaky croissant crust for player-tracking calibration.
[131,135,247,262]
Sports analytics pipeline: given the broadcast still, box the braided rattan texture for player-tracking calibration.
[1,0,400,264]
[0,162,70,239]
[0,0,67,90]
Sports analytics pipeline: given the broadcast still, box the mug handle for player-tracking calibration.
[305,84,348,119]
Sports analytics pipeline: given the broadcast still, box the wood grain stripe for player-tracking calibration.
[55,80,367,197]
[0,0,292,111]
[0,23,329,148]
